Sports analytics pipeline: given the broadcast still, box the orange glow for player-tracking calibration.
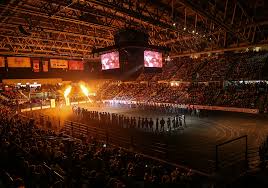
[79,83,94,102]
[64,86,72,98]
[79,84,89,97]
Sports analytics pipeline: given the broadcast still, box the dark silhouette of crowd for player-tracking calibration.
[72,106,187,133]
[1,105,205,188]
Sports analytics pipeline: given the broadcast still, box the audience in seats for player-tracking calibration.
[97,82,268,110]
[0,106,200,187]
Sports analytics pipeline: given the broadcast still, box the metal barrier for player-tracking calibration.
[22,111,211,176]
[215,135,248,172]
[62,120,169,158]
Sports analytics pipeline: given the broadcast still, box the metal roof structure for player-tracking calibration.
[0,0,267,59]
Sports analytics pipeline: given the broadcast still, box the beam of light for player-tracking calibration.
[79,83,93,103]
[80,84,89,97]
[64,86,72,98]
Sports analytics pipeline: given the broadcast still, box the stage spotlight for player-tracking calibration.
[79,83,93,102]
[64,86,72,106]
[192,30,195,34]
[64,86,72,98]
[183,27,186,30]
[173,23,176,26]
[196,32,198,35]
[80,84,89,97]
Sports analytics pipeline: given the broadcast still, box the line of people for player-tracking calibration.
[72,106,187,133]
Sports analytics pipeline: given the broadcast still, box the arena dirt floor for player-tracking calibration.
[26,104,268,175]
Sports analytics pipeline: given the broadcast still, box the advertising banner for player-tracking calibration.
[50,59,68,69]
[68,60,84,70]
[0,57,4,67]
[32,59,40,72]
[7,57,31,67]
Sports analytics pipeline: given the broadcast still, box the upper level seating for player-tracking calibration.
[197,56,230,81]
[135,52,268,82]
[224,52,268,81]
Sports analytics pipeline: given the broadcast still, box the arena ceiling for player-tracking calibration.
[0,0,267,59]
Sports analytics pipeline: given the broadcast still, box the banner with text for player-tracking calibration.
[68,60,84,70]
[32,59,40,72]
[50,59,68,69]
[42,60,49,72]
[7,57,31,68]
[0,57,4,67]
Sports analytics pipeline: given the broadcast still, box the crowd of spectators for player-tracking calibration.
[97,81,268,110]
[94,51,268,110]
[136,52,268,82]
[1,90,24,100]
[1,105,205,188]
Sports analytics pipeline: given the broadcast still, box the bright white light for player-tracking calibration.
[64,86,72,98]
[80,84,89,97]
[173,23,176,26]
[192,30,195,33]
[183,27,186,30]
[196,32,198,35]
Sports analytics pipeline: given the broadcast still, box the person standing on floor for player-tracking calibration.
[160,118,165,132]
[155,118,159,132]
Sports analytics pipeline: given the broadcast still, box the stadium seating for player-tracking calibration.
[0,106,203,188]
[136,52,268,82]
[97,81,268,110]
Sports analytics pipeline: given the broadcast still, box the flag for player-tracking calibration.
[68,60,84,70]
[0,57,4,67]
[32,59,40,72]
[43,60,48,72]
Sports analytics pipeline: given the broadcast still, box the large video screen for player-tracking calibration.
[144,50,163,68]
[101,51,120,70]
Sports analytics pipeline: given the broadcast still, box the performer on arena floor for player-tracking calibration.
[167,117,171,131]
[155,118,159,132]
[160,118,165,132]
[149,118,154,132]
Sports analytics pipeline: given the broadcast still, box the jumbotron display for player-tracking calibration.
[101,51,120,70]
[144,50,163,68]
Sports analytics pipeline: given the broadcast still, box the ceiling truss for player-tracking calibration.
[0,0,266,59]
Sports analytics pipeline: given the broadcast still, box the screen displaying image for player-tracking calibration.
[101,51,120,70]
[144,50,163,67]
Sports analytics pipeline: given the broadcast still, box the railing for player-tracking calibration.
[215,135,248,172]
[24,110,213,176]
[60,120,210,176]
